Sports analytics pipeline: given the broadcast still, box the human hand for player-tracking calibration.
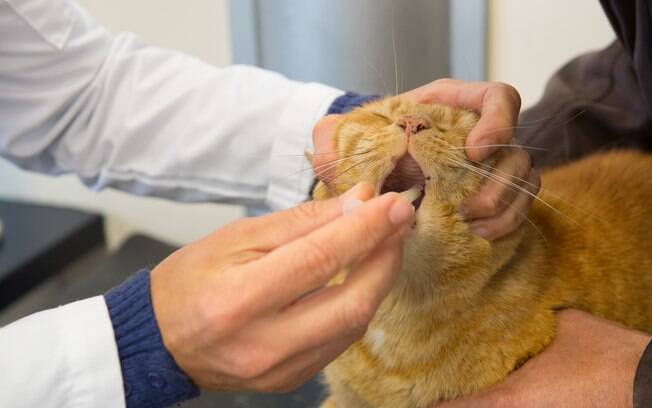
[150,183,414,392]
[313,79,539,241]
[437,310,652,408]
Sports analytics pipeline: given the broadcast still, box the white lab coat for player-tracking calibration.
[0,0,343,406]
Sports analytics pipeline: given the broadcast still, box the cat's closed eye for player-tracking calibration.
[370,112,390,122]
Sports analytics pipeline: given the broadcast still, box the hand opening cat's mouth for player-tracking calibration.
[379,153,427,209]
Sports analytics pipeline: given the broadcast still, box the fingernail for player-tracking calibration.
[389,197,415,225]
[342,198,363,215]
[340,183,367,215]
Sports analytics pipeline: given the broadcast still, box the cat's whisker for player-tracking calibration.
[363,57,391,97]
[310,150,376,179]
[391,2,399,96]
[323,157,377,185]
[444,156,582,229]
[448,144,550,152]
[274,149,374,183]
[455,109,587,140]
[269,150,369,158]
[473,160,604,224]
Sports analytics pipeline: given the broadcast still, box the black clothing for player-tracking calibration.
[635,341,652,408]
[516,1,652,169]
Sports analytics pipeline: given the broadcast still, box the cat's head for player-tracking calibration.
[317,97,492,212]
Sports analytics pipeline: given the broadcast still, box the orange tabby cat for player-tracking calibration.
[312,97,652,408]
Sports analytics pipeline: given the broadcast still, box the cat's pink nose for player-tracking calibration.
[398,116,429,136]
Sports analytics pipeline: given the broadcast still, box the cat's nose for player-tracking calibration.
[398,116,429,136]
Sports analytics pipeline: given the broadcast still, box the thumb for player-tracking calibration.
[312,114,342,187]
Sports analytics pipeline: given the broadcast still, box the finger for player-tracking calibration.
[461,149,532,220]
[312,114,343,185]
[469,169,540,241]
[465,84,521,161]
[244,191,413,308]
[261,230,404,357]
[246,182,375,249]
[248,333,358,393]
[401,79,521,161]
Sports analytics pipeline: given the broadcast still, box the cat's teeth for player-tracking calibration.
[400,185,423,203]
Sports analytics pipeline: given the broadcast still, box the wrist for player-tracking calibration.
[104,269,199,408]
[327,91,380,115]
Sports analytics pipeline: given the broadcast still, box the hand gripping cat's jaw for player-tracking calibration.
[318,97,483,219]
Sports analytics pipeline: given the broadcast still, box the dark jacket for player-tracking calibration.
[515,2,652,406]
[516,1,652,169]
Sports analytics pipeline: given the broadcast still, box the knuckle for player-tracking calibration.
[302,238,340,282]
[481,194,501,216]
[530,171,542,194]
[206,299,248,334]
[345,295,377,330]
[505,208,522,230]
[354,219,381,248]
[291,200,320,221]
[202,280,254,334]
[495,82,522,109]
[517,148,532,169]
[230,350,275,380]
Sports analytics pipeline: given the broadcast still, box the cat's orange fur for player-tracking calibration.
[312,97,652,407]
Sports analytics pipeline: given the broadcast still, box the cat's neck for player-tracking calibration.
[385,197,531,321]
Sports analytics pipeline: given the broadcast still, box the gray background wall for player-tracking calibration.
[230,0,487,96]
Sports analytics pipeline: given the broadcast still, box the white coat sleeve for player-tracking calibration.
[0,296,125,408]
[0,0,343,210]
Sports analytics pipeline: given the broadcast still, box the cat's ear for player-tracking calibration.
[304,149,314,166]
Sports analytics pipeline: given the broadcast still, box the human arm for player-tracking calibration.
[0,297,125,408]
[0,0,342,210]
[0,183,414,407]
[436,310,652,408]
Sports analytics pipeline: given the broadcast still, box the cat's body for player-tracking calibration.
[313,98,652,408]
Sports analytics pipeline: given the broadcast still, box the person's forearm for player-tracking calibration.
[0,0,343,210]
[104,270,199,408]
[0,297,125,408]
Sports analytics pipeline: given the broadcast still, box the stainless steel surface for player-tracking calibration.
[230,0,455,95]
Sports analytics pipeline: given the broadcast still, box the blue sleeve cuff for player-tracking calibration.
[104,270,200,408]
[327,91,381,115]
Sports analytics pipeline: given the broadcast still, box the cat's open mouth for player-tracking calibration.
[379,154,426,209]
